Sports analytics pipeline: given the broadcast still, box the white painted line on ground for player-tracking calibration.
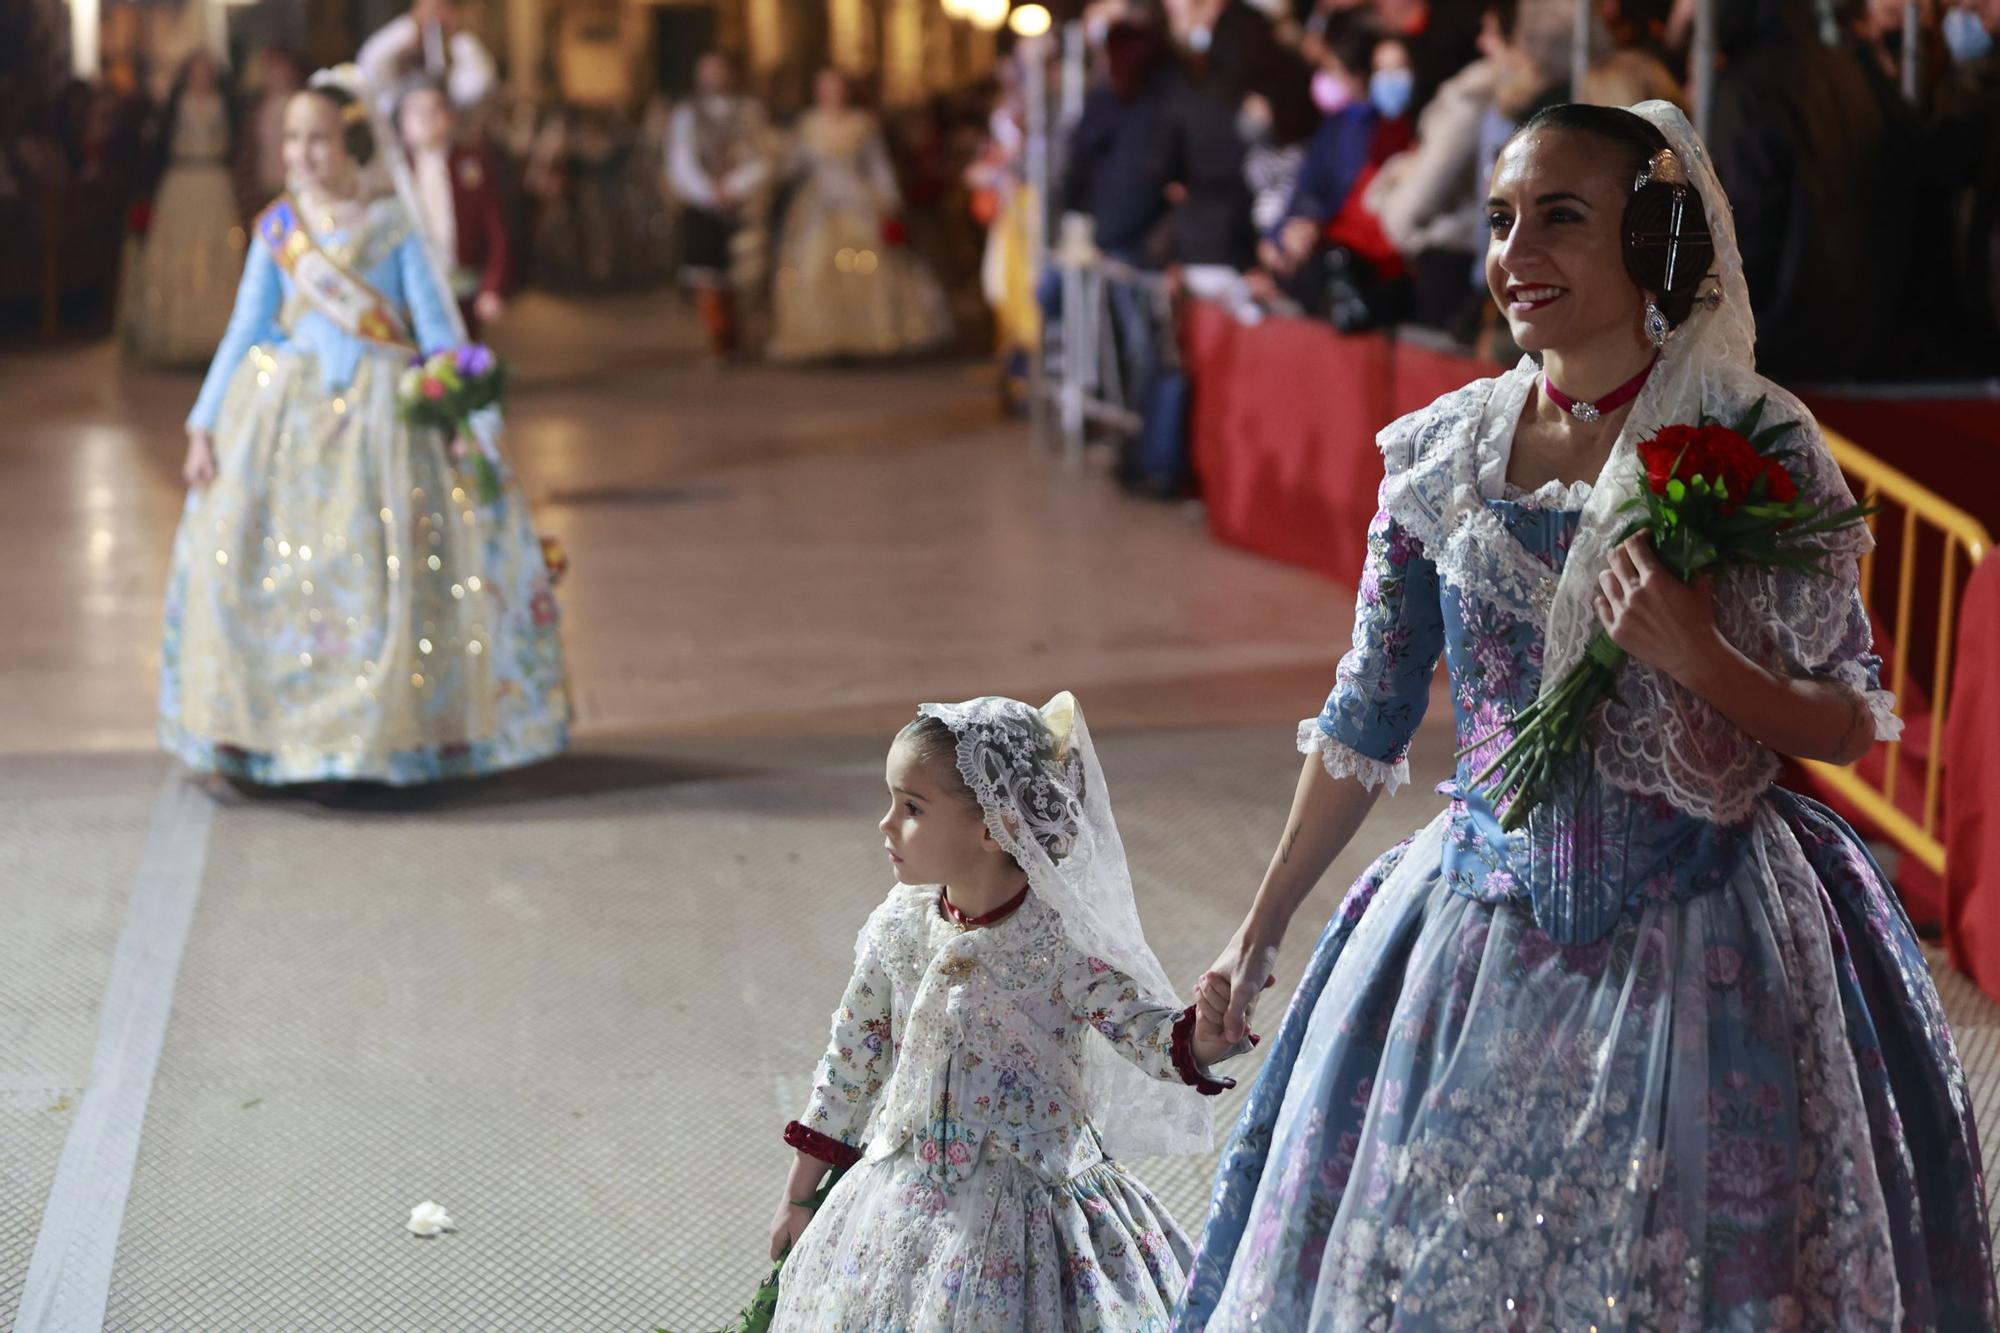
[12,775,215,1333]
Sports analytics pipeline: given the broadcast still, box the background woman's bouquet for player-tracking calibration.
[1464,398,1875,830]
[399,345,507,503]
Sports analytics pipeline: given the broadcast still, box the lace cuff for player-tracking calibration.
[1297,721,1410,795]
[783,1120,862,1168]
[1825,662,1905,743]
[1170,1006,1235,1095]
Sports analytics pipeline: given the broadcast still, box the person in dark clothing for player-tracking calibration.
[1063,20,1174,265]
[1923,0,2000,367]
[1380,0,1488,117]
[1708,0,1917,380]
[1156,0,1279,268]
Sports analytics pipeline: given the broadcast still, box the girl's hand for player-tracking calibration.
[448,433,471,462]
[473,291,505,326]
[768,1192,814,1262]
[183,428,216,487]
[1596,533,1726,686]
[1201,922,1282,1047]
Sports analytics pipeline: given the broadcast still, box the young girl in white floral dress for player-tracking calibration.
[767,693,1247,1331]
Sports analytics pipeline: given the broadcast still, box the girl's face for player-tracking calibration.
[284,91,357,193]
[815,70,848,111]
[1484,128,1646,354]
[880,738,998,887]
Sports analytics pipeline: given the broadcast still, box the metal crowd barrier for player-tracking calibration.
[1801,431,1993,877]
[1045,252,1175,459]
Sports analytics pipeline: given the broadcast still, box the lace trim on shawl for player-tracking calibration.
[1502,477,1595,509]
[1298,721,1410,796]
[1434,502,1560,622]
[1827,660,1905,743]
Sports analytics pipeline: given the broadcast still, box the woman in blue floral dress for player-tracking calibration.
[1175,103,1996,1330]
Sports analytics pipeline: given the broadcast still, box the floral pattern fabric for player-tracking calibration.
[1177,483,1996,1330]
[159,197,569,786]
[773,884,1207,1330]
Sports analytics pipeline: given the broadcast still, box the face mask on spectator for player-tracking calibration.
[1369,67,1415,117]
[1236,104,1274,143]
[1311,69,1354,113]
[1188,24,1214,53]
[1943,7,1995,63]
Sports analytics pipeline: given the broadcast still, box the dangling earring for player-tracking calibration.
[1644,300,1670,350]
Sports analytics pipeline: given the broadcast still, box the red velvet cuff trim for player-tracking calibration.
[1171,1005,1235,1096]
[784,1120,863,1169]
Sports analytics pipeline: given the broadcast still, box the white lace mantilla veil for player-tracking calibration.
[1382,100,1879,829]
[907,693,1213,1160]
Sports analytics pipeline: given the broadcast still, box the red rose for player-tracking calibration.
[422,377,447,400]
[1639,424,1708,494]
[128,200,153,236]
[881,217,909,247]
[1639,422,1799,510]
[1759,458,1798,503]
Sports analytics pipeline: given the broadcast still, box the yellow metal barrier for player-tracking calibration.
[1800,429,1992,876]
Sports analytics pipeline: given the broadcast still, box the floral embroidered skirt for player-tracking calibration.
[774,1145,1191,1331]
[1176,791,1997,1332]
[159,348,570,785]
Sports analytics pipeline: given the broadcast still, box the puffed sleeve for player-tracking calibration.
[186,240,282,432]
[785,915,897,1167]
[1059,950,1234,1096]
[1299,507,1447,795]
[1799,586,1903,743]
[396,232,463,354]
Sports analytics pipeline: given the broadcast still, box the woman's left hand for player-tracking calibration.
[1595,533,1725,685]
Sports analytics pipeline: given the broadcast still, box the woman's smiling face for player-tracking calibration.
[1484,128,1648,354]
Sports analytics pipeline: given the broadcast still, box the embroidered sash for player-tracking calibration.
[256,195,416,352]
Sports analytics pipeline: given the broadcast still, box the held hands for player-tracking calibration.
[448,433,471,462]
[183,428,216,487]
[1195,923,1282,1055]
[1594,533,1727,686]
[473,291,505,327]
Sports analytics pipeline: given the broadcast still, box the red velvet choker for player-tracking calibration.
[1542,357,1656,424]
[939,885,1031,928]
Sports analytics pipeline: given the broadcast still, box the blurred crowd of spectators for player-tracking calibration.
[0,7,1003,350]
[1056,0,2000,380]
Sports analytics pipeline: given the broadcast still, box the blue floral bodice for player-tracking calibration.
[1308,490,1882,944]
[188,197,459,432]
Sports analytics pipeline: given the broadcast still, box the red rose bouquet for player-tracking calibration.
[1461,397,1875,830]
[880,216,909,248]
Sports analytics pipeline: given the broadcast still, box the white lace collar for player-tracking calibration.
[1479,359,1596,511]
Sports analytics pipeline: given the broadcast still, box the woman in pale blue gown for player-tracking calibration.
[162,72,568,786]
[1176,103,1995,1331]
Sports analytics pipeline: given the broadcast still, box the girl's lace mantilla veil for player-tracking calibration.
[1381,101,1878,828]
[912,693,1212,1159]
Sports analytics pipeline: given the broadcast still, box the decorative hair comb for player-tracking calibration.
[1633,149,1687,193]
